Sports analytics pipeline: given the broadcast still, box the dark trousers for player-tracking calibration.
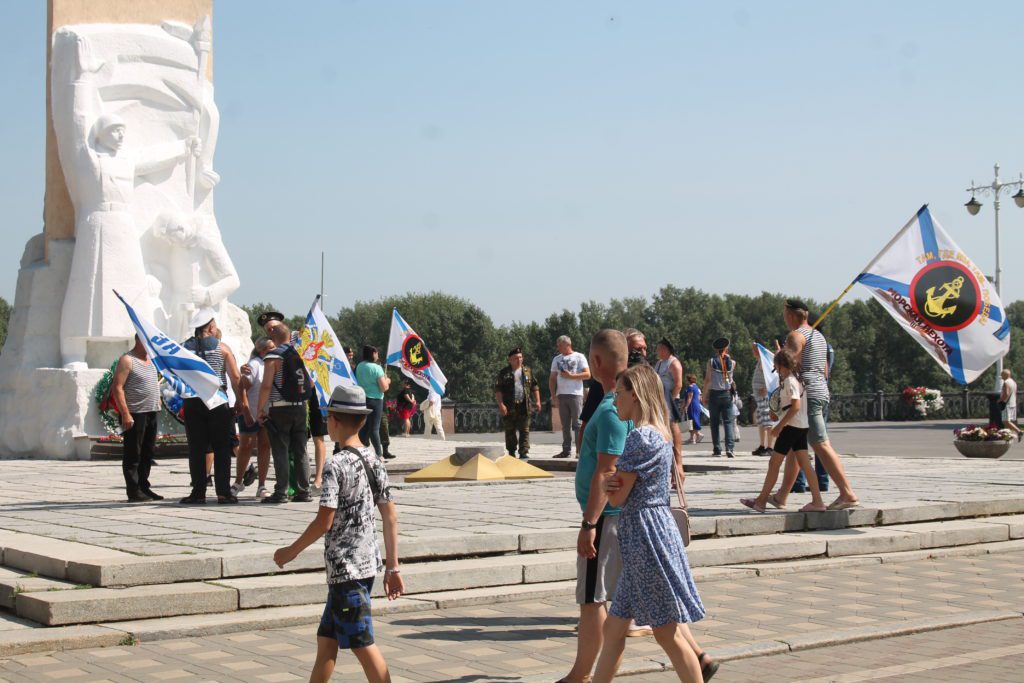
[122,411,157,496]
[268,405,310,497]
[358,398,384,457]
[183,399,234,498]
[503,402,531,456]
[708,389,735,452]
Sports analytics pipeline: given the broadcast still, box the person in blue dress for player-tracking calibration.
[683,374,704,444]
[595,364,714,683]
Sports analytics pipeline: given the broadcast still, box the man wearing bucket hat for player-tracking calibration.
[180,308,246,504]
[274,383,403,680]
[702,337,738,458]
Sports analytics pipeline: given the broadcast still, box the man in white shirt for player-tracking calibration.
[1000,369,1021,442]
[550,335,591,458]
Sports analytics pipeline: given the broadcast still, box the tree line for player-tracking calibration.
[240,287,1024,404]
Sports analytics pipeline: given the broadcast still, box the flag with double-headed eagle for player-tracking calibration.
[386,309,447,395]
[298,296,355,415]
[854,206,1010,384]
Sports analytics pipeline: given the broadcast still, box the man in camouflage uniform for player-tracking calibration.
[495,347,541,459]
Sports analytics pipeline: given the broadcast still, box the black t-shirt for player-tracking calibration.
[579,379,605,424]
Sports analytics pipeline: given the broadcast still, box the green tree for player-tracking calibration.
[0,297,9,352]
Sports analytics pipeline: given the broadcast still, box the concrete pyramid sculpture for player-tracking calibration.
[405,447,554,483]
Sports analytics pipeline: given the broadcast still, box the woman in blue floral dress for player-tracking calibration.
[594,364,711,683]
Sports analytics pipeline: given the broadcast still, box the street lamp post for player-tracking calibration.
[964,163,1024,391]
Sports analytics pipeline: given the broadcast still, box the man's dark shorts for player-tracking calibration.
[317,578,375,649]
[308,394,329,438]
[236,415,260,435]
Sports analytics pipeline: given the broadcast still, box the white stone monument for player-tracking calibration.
[0,4,251,459]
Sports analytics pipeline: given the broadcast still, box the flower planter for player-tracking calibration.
[954,440,1011,459]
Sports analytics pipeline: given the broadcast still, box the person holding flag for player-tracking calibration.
[115,292,244,505]
[385,308,448,402]
[771,300,859,511]
[297,296,357,489]
[180,308,247,505]
[751,342,777,456]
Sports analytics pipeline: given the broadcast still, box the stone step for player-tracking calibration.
[214,552,578,609]
[0,568,82,609]
[15,582,238,627]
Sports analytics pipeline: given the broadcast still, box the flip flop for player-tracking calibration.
[698,652,720,682]
[740,498,766,513]
[827,497,861,511]
[767,493,787,510]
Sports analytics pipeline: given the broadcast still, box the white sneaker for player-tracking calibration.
[256,485,270,499]
[230,481,246,496]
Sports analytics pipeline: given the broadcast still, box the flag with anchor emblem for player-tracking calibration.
[855,205,1010,384]
[386,309,448,395]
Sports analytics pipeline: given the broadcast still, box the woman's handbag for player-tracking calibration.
[671,465,691,547]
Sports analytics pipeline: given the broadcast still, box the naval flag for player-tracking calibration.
[298,296,355,414]
[386,309,448,396]
[756,342,780,396]
[114,290,227,409]
[854,206,1010,384]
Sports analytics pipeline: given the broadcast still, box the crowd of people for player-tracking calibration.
[111,308,446,507]
[109,298,1024,682]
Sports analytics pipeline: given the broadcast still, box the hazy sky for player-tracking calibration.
[2,1,1023,324]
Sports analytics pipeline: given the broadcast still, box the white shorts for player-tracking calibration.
[1004,403,1017,423]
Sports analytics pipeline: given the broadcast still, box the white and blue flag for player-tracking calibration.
[298,295,356,415]
[756,342,780,396]
[386,309,447,396]
[854,206,1010,384]
[115,290,227,409]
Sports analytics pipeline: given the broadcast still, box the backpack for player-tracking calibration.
[273,345,313,402]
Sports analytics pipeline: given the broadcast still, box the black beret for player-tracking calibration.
[508,347,523,357]
[257,311,285,328]
[785,299,809,312]
[712,337,730,351]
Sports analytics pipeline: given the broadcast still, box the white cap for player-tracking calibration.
[189,307,216,329]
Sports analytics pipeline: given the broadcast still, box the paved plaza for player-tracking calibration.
[0,422,1019,681]
[0,422,1019,558]
[0,549,1019,682]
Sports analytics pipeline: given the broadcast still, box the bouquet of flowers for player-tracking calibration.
[902,386,944,417]
[953,424,1014,442]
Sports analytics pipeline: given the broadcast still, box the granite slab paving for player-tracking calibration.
[627,619,1024,682]
[0,429,1020,564]
[0,549,1018,682]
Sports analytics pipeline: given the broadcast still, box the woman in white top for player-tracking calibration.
[740,350,827,513]
[232,337,276,498]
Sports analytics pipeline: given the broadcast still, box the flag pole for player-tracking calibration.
[320,251,325,308]
[812,280,857,329]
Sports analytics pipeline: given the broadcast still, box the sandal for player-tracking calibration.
[555,678,591,683]
[740,498,766,513]
[827,497,861,511]
[698,652,720,682]
[767,493,787,510]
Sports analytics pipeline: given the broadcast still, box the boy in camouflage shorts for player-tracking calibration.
[275,384,404,683]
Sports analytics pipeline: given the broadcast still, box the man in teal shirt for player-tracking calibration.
[559,329,630,683]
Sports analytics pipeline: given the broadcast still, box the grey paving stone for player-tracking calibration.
[66,555,222,587]
[15,583,238,626]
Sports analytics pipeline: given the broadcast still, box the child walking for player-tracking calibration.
[274,384,405,683]
[740,350,827,514]
[594,365,712,683]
